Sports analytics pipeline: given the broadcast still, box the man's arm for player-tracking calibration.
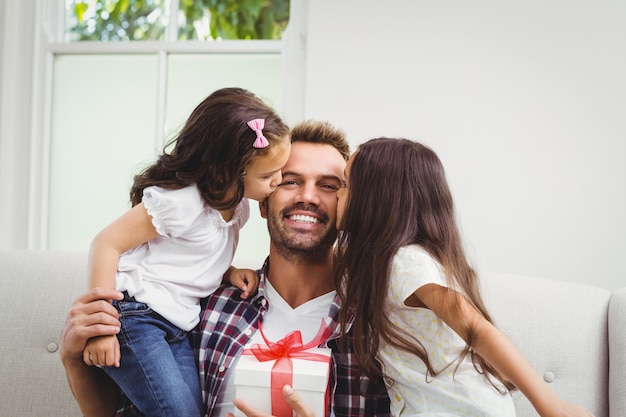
[60,288,124,417]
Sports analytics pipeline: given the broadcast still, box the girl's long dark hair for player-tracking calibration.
[130,87,289,209]
[335,138,515,392]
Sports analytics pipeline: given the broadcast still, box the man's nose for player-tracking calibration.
[295,182,321,205]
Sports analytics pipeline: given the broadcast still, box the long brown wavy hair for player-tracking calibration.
[335,137,515,392]
[129,87,289,210]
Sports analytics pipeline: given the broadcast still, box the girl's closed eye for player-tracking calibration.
[258,169,281,180]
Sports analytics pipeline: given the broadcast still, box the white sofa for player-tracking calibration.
[0,250,624,417]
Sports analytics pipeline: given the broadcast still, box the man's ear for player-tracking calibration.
[259,199,268,219]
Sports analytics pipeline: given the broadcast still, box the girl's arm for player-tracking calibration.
[415,284,594,417]
[88,202,160,290]
[85,203,160,368]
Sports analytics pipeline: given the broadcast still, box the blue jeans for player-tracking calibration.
[104,293,203,417]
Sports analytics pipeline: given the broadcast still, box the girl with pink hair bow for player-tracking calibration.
[82,87,290,417]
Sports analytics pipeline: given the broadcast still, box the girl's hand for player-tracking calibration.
[84,334,121,368]
[224,266,260,299]
[540,399,595,417]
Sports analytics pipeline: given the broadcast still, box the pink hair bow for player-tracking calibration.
[247,118,269,148]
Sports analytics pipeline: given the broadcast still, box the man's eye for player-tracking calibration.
[321,184,340,191]
[279,180,298,187]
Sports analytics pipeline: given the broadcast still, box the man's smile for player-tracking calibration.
[288,214,319,224]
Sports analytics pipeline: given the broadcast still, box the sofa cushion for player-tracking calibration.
[0,251,622,417]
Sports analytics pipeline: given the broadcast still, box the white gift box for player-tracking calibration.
[233,347,332,417]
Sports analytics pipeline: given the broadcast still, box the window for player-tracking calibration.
[64,0,290,42]
[30,0,301,261]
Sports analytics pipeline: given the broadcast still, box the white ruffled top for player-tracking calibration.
[115,184,249,331]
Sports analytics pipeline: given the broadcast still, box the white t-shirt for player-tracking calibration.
[212,279,336,416]
[115,184,249,331]
[379,244,515,417]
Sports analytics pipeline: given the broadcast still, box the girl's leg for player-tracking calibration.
[104,298,203,417]
[170,331,204,415]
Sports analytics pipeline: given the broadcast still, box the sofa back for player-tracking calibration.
[1,250,86,416]
[481,271,610,416]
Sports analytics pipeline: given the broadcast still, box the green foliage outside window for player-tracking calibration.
[66,0,290,42]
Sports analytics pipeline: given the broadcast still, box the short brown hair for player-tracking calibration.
[290,120,349,161]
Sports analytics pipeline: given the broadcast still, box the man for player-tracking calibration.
[60,120,391,416]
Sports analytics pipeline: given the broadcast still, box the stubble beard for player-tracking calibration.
[267,206,338,265]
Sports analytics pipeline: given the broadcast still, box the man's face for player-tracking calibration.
[260,142,346,258]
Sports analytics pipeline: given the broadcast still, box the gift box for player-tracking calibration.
[234,328,332,417]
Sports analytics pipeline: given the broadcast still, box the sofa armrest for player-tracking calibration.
[609,287,626,417]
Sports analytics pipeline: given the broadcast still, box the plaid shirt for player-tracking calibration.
[115,259,390,417]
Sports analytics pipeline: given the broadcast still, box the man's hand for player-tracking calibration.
[60,288,123,365]
[280,385,316,417]
[227,385,316,417]
[59,288,124,417]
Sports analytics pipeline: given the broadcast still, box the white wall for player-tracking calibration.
[303,0,626,291]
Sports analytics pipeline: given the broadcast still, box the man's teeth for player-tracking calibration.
[290,214,318,224]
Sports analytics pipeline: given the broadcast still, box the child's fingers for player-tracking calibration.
[104,353,114,367]
[245,272,260,292]
[92,351,102,366]
[240,284,251,299]
[231,277,250,298]
[85,349,105,367]
[83,349,93,366]
[114,340,121,367]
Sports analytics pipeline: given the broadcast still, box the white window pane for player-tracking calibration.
[48,54,159,250]
[165,53,282,262]
[164,53,282,134]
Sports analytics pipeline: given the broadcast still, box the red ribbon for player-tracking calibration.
[242,321,332,417]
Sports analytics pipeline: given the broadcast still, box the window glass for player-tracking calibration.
[47,52,281,257]
[65,0,290,41]
[48,54,159,249]
[65,0,170,41]
[177,0,290,40]
[165,53,282,134]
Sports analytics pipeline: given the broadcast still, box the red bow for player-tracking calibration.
[242,321,332,417]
